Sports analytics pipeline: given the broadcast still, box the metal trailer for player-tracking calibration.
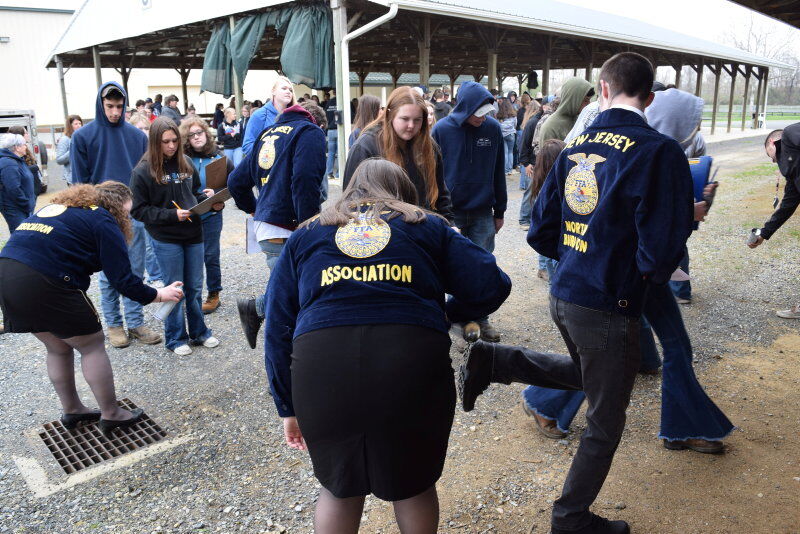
[0,109,48,193]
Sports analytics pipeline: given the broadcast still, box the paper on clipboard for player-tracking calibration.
[190,188,231,215]
[246,216,261,254]
[204,156,229,190]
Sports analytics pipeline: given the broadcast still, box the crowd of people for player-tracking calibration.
[1,51,799,534]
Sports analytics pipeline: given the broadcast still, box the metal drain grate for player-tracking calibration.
[38,398,167,474]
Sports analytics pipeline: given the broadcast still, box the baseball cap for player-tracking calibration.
[473,103,495,117]
[100,85,123,98]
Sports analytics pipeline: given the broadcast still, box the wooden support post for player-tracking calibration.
[229,16,243,118]
[674,63,682,89]
[177,68,190,113]
[390,70,401,89]
[726,63,738,133]
[487,49,498,90]
[760,67,770,128]
[710,61,721,135]
[418,16,431,87]
[741,65,751,131]
[752,67,763,129]
[55,55,69,118]
[542,36,552,96]
[449,74,456,98]
[585,51,594,83]
[92,46,102,88]
[695,58,704,96]
[358,71,367,96]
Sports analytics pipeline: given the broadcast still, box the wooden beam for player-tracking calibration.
[487,49,498,90]
[726,63,738,133]
[695,58,704,96]
[710,61,721,135]
[418,15,431,87]
[585,41,594,82]
[542,36,552,96]
[741,65,751,132]
[92,46,102,88]
[674,62,682,90]
[55,55,69,118]
[752,66,763,129]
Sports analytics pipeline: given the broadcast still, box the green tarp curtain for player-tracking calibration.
[200,2,334,97]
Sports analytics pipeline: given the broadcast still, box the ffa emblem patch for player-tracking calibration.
[565,153,605,215]
[335,218,391,259]
[36,204,67,217]
[258,135,279,170]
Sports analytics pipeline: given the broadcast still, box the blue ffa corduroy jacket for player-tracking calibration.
[264,211,512,416]
[228,105,326,229]
[528,108,694,317]
[70,81,148,186]
[431,81,507,218]
[0,148,36,215]
[0,204,157,304]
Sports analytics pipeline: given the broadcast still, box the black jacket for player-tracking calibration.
[763,124,800,239]
[343,127,454,223]
[130,155,207,244]
[433,101,453,122]
[217,120,243,149]
[518,112,542,167]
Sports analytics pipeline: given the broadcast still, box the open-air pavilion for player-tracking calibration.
[46,0,789,172]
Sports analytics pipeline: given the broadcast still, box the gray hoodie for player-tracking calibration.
[644,88,704,155]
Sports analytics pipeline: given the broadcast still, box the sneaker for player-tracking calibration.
[519,223,530,231]
[461,321,481,343]
[477,319,500,343]
[536,268,549,282]
[776,305,800,319]
[202,336,220,348]
[129,325,162,345]
[172,344,192,356]
[458,340,494,412]
[107,326,131,348]
[202,291,221,314]
[237,297,264,349]
[675,296,692,305]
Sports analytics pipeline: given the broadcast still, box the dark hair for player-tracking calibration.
[144,117,193,184]
[215,103,223,110]
[311,95,320,104]
[433,89,444,100]
[165,94,179,104]
[307,158,444,228]
[64,114,83,137]
[103,88,124,101]
[765,129,783,147]
[155,94,162,101]
[497,99,516,120]
[179,116,216,156]
[531,139,566,198]
[135,99,146,107]
[253,100,264,108]
[352,95,381,135]
[300,101,327,130]
[598,52,654,101]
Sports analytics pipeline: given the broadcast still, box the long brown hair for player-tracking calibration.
[363,87,439,208]
[51,182,133,241]
[521,100,541,128]
[179,116,216,156]
[531,139,565,198]
[145,117,192,183]
[64,115,83,138]
[497,99,516,120]
[352,94,381,134]
[306,158,444,228]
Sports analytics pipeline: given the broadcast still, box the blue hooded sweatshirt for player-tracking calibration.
[242,100,280,156]
[0,148,36,216]
[432,81,507,218]
[528,108,694,317]
[70,81,148,186]
[228,105,326,229]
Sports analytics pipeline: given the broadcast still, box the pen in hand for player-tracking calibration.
[171,200,193,222]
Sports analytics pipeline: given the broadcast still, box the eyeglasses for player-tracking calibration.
[187,130,205,139]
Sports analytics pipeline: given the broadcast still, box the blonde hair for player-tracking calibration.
[223,107,236,121]
[271,76,297,108]
[129,112,150,131]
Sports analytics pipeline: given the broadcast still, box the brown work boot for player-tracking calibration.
[663,438,724,454]
[106,326,130,348]
[202,291,221,314]
[521,399,567,439]
[129,325,162,345]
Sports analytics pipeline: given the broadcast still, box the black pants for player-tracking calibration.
[492,296,640,530]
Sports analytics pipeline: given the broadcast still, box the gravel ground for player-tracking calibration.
[0,136,798,533]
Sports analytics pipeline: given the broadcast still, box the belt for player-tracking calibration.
[267,238,287,244]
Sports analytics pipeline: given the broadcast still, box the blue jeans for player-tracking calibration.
[324,129,338,177]
[99,219,146,328]
[539,255,558,279]
[150,239,211,350]
[503,134,515,173]
[1,209,28,233]
[513,129,521,168]
[453,210,496,253]
[224,147,244,167]
[202,212,223,292]
[519,179,533,224]
[522,284,733,442]
[669,245,691,300]
[255,239,285,318]
[145,233,162,283]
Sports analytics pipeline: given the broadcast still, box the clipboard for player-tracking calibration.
[205,156,229,190]
[245,216,261,254]
[190,188,231,215]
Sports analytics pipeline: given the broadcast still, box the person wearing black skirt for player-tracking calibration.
[265,158,512,533]
[0,182,183,434]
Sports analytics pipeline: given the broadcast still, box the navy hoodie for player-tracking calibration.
[528,108,693,317]
[71,81,148,186]
[228,105,326,229]
[432,81,507,218]
[264,211,512,416]
[0,148,36,215]
[0,204,157,304]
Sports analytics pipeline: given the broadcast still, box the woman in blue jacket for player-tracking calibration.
[0,182,183,435]
[0,133,36,233]
[265,159,511,534]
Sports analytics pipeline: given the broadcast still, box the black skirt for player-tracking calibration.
[0,258,101,338]
[292,324,455,501]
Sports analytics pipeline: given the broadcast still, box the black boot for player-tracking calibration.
[552,513,629,534]
[237,297,264,349]
[459,340,495,412]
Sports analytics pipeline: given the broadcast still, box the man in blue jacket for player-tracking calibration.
[229,102,327,348]
[461,53,693,534]
[0,133,36,233]
[432,81,507,342]
[70,82,160,349]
